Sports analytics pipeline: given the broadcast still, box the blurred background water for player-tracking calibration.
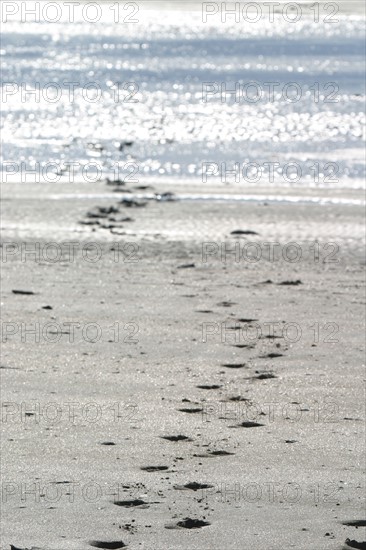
[1,1,365,191]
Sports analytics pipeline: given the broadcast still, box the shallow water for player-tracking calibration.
[1,1,365,193]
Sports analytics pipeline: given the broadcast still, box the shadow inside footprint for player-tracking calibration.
[209,450,235,456]
[166,517,211,529]
[177,263,195,269]
[196,384,222,390]
[231,421,264,428]
[233,344,255,349]
[259,353,283,358]
[141,466,169,472]
[89,542,126,549]
[252,372,277,380]
[222,363,247,369]
[177,518,210,529]
[161,435,192,442]
[174,482,214,491]
[229,396,250,402]
[231,230,259,235]
[114,499,147,507]
[344,539,366,550]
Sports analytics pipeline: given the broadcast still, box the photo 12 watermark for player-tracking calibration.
[1,401,138,425]
[1,81,141,104]
[200,481,345,505]
[201,2,340,24]
[1,321,139,344]
[200,399,341,424]
[1,241,140,264]
[201,241,340,264]
[201,161,340,184]
[1,479,145,504]
[1,161,140,184]
[202,82,340,104]
[201,321,340,345]
[1,2,140,24]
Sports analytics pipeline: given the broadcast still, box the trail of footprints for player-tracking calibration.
[17,191,358,549]
[84,299,293,545]
[119,308,287,543]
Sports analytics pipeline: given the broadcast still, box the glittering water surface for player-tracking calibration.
[1,3,365,190]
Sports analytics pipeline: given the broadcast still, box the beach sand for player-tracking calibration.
[1,180,365,550]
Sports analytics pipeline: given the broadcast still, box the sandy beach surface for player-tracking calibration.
[1,180,365,550]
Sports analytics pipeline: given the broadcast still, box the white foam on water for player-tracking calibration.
[44,192,365,206]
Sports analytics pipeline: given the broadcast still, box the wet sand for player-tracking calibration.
[1,180,365,550]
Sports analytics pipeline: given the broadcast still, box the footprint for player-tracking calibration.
[344,539,366,550]
[232,344,255,349]
[193,450,235,458]
[196,385,222,390]
[208,450,235,456]
[165,517,210,529]
[120,198,147,208]
[230,421,264,428]
[89,542,126,549]
[177,263,195,269]
[252,372,277,380]
[174,482,214,491]
[228,396,250,402]
[114,499,147,507]
[230,230,259,236]
[140,466,169,472]
[161,435,192,442]
[259,353,283,358]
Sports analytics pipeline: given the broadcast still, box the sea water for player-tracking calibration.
[1,1,365,197]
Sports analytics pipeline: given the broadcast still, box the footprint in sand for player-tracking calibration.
[252,372,278,380]
[229,421,264,428]
[165,518,211,529]
[344,539,366,550]
[173,482,214,491]
[89,542,126,549]
[114,499,148,508]
[161,435,193,442]
[259,352,284,358]
[196,384,222,390]
[222,363,247,369]
[140,466,169,472]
